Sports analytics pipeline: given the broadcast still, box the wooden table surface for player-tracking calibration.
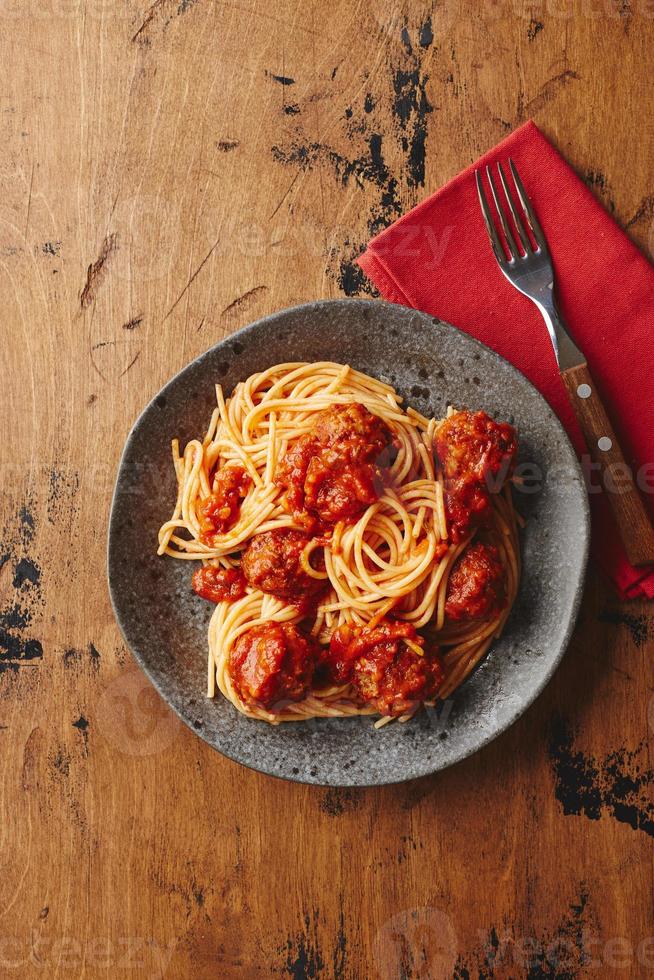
[2,2,653,977]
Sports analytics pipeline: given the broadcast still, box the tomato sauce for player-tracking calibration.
[199,465,252,544]
[192,566,247,603]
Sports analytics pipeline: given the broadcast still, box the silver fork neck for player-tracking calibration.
[532,289,585,372]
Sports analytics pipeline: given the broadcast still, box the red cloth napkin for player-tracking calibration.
[357,120,654,599]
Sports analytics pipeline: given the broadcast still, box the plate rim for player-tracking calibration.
[107,297,590,786]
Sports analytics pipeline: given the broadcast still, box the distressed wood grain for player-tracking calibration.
[1,2,653,977]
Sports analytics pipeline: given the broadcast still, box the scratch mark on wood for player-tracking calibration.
[132,0,199,45]
[89,358,106,382]
[122,314,143,331]
[80,234,118,309]
[25,164,34,240]
[24,162,35,241]
[215,2,323,38]
[132,0,168,44]
[518,70,580,120]
[162,237,220,322]
[268,171,301,220]
[221,285,267,316]
[626,194,654,229]
[120,350,142,377]
[195,316,206,333]
[611,663,635,683]
[22,727,43,791]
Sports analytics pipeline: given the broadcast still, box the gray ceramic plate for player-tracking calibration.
[108,299,589,786]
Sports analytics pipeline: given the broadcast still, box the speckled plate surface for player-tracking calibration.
[107,299,589,786]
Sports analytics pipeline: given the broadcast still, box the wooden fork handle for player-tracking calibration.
[561,362,654,566]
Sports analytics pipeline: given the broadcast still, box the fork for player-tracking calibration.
[476,160,654,566]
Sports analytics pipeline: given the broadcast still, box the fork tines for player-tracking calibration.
[475,160,546,264]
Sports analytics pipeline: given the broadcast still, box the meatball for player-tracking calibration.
[199,465,252,543]
[274,434,316,524]
[320,620,444,717]
[228,622,317,710]
[316,622,362,686]
[445,541,506,622]
[435,410,517,485]
[192,565,246,603]
[443,478,493,544]
[435,411,517,543]
[304,450,380,525]
[312,403,392,463]
[241,529,325,604]
[275,403,393,528]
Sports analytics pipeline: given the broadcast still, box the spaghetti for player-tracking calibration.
[157,361,520,727]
